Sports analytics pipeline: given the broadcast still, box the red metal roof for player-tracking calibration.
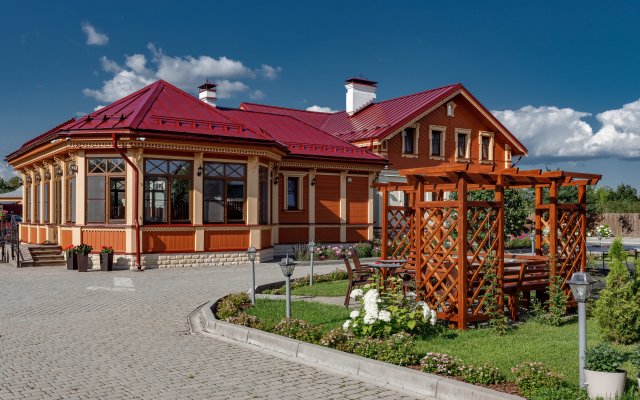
[241,83,528,155]
[221,109,383,162]
[240,102,332,128]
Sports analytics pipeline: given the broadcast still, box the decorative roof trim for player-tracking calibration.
[278,160,382,172]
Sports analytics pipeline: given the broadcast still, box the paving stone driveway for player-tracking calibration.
[0,263,420,400]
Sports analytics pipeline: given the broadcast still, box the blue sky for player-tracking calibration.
[1,1,639,188]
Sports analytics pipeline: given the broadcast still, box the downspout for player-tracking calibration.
[112,133,142,270]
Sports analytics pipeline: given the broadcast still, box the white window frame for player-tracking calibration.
[447,101,457,117]
[401,125,419,158]
[283,172,306,211]
[479,131,495,163]
[454,128,471,162]
[504,144,512,168]
[429,125,446,161]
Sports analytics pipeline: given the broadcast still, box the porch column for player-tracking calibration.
[29,170,35,225]
[75,150,86,226]
[534,186,543,255]
[247,156,260,248]
[308,168,316,241]
[549,180,558,277]
[271,167,279,244]
[47,163,55,241]
[339,170,347,242]
[495,175,505,311]
[193,152,204,252]
[60,161,67,225]
[125,148,143,254]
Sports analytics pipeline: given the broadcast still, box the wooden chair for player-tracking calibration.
[502,262,527,321]
[343,256,373,307]
[350,251,375,275]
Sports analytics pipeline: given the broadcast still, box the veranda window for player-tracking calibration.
[43,179,50,223]
[144,159,192,223]
[24,184,30,222]
[259,166,269,224]
[202,162,245,223]
[86,158,126,223]
[66,162,76,223]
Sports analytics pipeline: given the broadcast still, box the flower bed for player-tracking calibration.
[293,240,381,261]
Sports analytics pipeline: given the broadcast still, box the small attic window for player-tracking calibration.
[447,101,456,117]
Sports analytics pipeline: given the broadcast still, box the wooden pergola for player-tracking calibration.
[378,164,601,329]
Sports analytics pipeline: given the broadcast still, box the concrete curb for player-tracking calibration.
[199,297,524,400]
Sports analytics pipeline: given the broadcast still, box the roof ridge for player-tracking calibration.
[371,83,461,106]
[241,102,336,115]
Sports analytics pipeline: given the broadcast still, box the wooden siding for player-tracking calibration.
[347,176,369,224]
[261,228,272,249]
[315,175,340,224]
[29,227,36,243]
[278,227,308,244]
[278,174,309,224]
[385,93,512,170]
[38,227,46,242]
[204,230,249,251]
[82,230,126,253]
[59,229,73,249]
[20,225,28,242]
[347,227,368,242]
[315,227,340,243]
[142,231,195,253]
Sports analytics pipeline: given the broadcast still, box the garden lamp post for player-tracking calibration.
[247,247,257,305]
[279,254,297,319]
[596,230,603,250]
[530,230,535,255]
[308,241,316,286]
[567,271,596,388]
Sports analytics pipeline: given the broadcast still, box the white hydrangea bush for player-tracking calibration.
[344,277,438,338]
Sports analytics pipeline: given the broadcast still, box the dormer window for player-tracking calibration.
[401,126,418,156]
[429,125,446,160]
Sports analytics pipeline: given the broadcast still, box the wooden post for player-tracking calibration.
[457,176,468,329]
[578,184,587,273]
[415,179,424,297]
[381,188,388,260]
[549,180,558,277]
[534,186,543,255]
[495,175,505,312]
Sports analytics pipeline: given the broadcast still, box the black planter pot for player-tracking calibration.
[66,252,78,270]
[77,254,89,272]
[100,253,113,271]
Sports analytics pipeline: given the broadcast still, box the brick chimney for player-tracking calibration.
[345,77,377,115]
[198,80,217,107]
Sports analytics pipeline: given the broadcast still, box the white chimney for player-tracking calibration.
[198,80,217,107]
[345,78,377,115]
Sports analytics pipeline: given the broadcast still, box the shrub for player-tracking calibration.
[609,237,626,263]
[351,332,419,366]
[457,363,505,385]
[344,278,437,338]
[420,353,463,376]
[352,242,373,258]
[585,343,624,372]
[629,346,640,372]
[319,328,356,352]
[511,362,564,397]
[226,314,262,328]
[216,292,250,320]
[533,274,567,327]
[272,318,321,343]
[594,258,640,344]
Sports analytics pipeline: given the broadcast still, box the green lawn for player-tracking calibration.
[242,298,638,387]
[290,280,348,297]
[244,298,350,333]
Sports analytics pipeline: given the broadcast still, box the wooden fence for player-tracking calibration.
[600,213,640,237]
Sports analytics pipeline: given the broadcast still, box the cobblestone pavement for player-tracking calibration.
[0,262,421,400]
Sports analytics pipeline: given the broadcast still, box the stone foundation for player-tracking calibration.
[86,248,274,270]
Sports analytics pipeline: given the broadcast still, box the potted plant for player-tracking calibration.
[584,343,626,399]
[63,245,77,270]
[74,244,93,272]
[100,245,114,271]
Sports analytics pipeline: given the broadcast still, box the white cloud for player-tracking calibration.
[0,162,17,180]
[83,43,281,103]
[93,105,105,111]
[259,64,282,80]
[81,22,109,46]
[306,105,336,113]
[493,99,640,161]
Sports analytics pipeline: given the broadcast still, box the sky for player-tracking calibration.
[1,1,639,188]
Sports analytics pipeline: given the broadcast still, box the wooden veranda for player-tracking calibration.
[378,164,601,329]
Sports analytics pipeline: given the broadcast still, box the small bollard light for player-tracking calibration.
[308,241,316,286]
[529,230,535,255]
[279,254,297,319]
[596,230,603,249]
[247,247,257,305]
[567,271,596,388]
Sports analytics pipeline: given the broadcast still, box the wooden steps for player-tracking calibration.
[28,245,65,267]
